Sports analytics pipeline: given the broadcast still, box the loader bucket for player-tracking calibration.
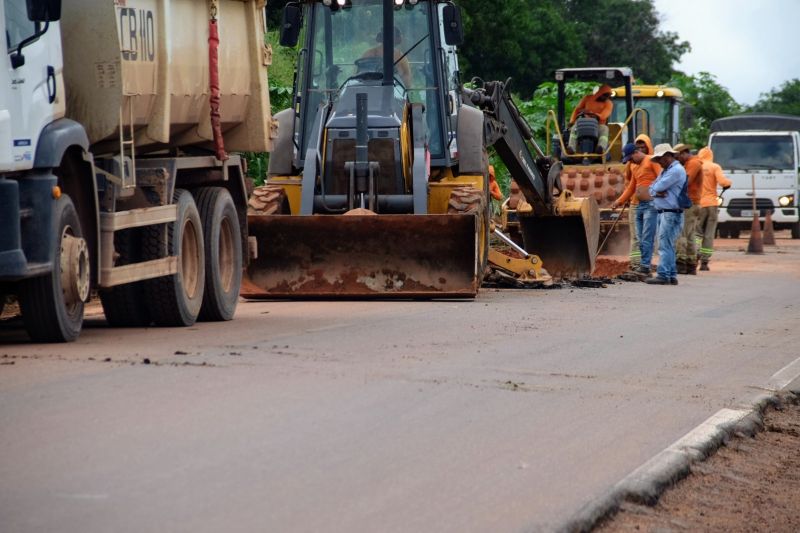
[242,214,479,298]
[518,193,599,279]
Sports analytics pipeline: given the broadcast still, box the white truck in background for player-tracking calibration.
[709,114,800,239]
[0,0,273,342]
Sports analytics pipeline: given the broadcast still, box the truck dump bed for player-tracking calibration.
[61,0,271,154]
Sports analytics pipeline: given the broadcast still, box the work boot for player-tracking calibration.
[700,260,710,271]
[670,277,679,285]
[686,261,697,275]
[645,276,670,285]
[636,265,652,278]
[676,260,688,275]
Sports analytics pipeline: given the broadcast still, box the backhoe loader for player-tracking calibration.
[242,0,598,298]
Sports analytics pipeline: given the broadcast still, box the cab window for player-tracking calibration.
[5,0,38,52]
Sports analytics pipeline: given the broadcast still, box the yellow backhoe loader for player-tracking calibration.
[243,0,598,298]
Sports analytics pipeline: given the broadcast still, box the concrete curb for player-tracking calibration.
[559,358,800,533]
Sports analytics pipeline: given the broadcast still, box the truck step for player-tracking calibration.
[100,205,177,232]
[100,256,178,288]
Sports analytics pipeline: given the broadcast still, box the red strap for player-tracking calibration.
[208,18,228,162]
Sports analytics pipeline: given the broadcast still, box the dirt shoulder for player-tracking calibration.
[596,392,800,533]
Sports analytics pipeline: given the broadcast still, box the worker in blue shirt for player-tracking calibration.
[646,144,687,285]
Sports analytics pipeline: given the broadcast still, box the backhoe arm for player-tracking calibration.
[464,80,559,216]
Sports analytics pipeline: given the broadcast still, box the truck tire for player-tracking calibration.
[791,221,800,239]
[19,195,89,342]
[144,189,205,327]
[448,185,490,278]
[194,187,242,322]
[730,227,740,239]
[98,229,152,327]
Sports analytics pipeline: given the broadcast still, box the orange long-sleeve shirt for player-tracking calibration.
[683,155,704,204]
[617,155,662,205]
[570,85,613,125]
[697,147,732,207]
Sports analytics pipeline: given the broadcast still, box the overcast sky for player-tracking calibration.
[653,0,800,106]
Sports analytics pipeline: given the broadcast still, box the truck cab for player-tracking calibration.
[709,114,800,239]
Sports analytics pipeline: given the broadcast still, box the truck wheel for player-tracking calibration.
[98,229,152,326]
[717,225,729,238]
[791,221,800,239]
[448,185,490,278]
[194,187,242,321]
[730,227,740,239]
[144,189,205,327]
[19,195,89,342]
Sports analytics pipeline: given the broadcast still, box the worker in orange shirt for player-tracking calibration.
[488,165,504,201]
[567,85,614,154]
[611,135,662,276]
[695,147,732,271]
[674,144,704,275]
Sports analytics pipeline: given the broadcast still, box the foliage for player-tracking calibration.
[456,0,584,98]
[562,0,689,84]
[668,72,742,148]
[749,79,800,116]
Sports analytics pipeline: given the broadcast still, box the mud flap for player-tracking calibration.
[518,193,599,279]
[242,214,479,298]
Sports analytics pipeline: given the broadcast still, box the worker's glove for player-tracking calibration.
[722,186,730,191]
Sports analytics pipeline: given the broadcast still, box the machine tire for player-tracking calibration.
[730,227,741,239]
[19,195,87,342]
[717,225,729,238]
[247,184,290,215]
[98,229,152,327]
[194,187,242,322]
[791,221,800,239]
[447,185,490,278]
[143,189,205,327]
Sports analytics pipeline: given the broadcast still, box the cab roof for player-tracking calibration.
[613,85,683,98]
[554,67,634,84]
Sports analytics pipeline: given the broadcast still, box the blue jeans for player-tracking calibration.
[635,201,658,268]
[657,211,684,280]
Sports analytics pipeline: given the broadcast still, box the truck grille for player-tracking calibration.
[726,198,774,217]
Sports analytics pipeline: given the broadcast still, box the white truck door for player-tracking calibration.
[2,0,64,172]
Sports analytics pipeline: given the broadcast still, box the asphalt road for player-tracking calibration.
[1,237,799,533]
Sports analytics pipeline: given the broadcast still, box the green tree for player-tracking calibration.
[562,0,689,84]
[750,79,800,116]
[668,72,741,147]
[457,0,585,97]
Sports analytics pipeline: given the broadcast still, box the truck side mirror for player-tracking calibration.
[27,0,61,22]
[279,3,302,48]
[442,4,464,46]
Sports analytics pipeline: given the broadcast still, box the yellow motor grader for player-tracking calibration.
[243,0,598,298]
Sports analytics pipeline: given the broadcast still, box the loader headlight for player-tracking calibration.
[394,0,404,5]
[656,90,665,98]
[779,195,794,207]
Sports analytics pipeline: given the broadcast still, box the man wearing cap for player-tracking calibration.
[646,143,687,285]
[674,144,704,275]
[611,135,662,276]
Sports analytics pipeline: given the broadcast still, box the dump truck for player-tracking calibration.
[242,0,597,298]
[709,114,800,239]
[0,0,272,341]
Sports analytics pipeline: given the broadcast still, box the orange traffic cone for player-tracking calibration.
[763,210,776,245]
[747,213,764,254]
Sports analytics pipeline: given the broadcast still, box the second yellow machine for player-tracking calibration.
[244,0,598,298]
